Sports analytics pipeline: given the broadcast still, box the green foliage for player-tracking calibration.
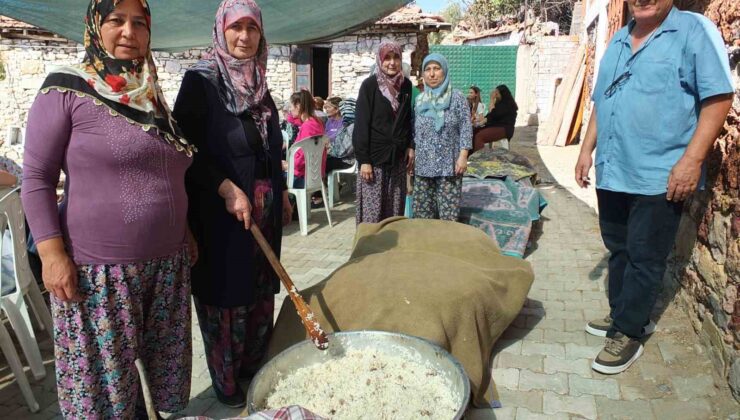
[470,0,523,18]
[441,1,465,26]
[0,57,5,82]
[429,1,466,45]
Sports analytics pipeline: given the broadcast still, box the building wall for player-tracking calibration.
[510,35,579,127]
[661,0,740,400]
[531,35,580,124]
[0,31,418,163]
[329,32,417,100]
[665,46,740,401]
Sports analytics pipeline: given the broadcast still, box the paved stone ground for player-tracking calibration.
[1,127,738,419]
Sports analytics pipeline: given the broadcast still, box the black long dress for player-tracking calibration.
[173,71,284,308]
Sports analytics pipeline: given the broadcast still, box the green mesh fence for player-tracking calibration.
[429,45,518,100]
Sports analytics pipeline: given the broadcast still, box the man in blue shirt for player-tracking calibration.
[575,0,733,374]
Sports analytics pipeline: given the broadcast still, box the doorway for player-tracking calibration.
[312,47,331,98]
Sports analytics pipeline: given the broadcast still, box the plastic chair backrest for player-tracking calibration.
[0,188,33,296]
[287,135,327,193]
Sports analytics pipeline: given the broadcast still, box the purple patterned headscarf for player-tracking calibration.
[375,41,405,113]
[192,0,271,148]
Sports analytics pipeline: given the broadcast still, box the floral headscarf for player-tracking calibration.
[416,53,453,132]
[375,41,405,113]
[39,0,192,155]
[191,0,272,149]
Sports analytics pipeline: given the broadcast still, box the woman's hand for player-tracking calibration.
[37,238,81,303]
[282,191,293,226]
[218,179,253,230]
[360,164,374,183]
[405,148,415,174]
[455,151,468,176]
[186,228,198,266]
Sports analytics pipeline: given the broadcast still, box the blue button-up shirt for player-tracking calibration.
[592,7,733,195]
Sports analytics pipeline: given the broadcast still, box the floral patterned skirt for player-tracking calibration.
[51,247,192,419]
[355,160,407,224]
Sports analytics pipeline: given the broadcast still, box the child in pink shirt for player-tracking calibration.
[286,91,326,181]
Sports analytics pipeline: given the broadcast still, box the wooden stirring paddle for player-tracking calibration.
[250,224,329,350]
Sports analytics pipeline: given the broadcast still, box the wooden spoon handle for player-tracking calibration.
[135,359,157,420]
[250,224,329,350]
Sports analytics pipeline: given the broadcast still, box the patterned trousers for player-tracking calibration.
[413,175,463,221]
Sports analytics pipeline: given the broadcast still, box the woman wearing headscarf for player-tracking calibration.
[353,41,414,224]
[328,98,357,171]
[472,84,518,152]
[21,0,195,417]
[173,0,291,408]
[413,53,473,221]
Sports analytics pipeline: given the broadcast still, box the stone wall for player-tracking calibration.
[530,35,580,124]
[665,0,740,400]
[328,32,417,99]
[0,31,418,163]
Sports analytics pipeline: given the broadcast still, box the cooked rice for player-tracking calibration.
[264,348,459,419]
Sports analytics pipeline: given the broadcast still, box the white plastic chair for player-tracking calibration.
[0,187,54,412]
[286,136,333,235]
[327,161,357,208]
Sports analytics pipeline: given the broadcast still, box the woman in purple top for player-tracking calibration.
[21,0,195,418]
[324,96,353,173]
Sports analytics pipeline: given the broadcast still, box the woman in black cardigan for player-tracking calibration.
[173,0,292,408]
[472,84,518,152]
[353,41,414,224]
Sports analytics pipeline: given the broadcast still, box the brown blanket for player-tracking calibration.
[267,217,533,407]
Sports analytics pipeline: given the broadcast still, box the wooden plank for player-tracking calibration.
[536,44,586,146]
[555,62,586,146]
[566,85,586,146]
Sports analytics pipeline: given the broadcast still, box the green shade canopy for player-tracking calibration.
[0,0,411,50]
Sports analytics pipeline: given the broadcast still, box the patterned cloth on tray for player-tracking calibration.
[460,148,547,258]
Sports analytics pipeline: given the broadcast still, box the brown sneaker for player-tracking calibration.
[585,315,612,337]
[585,316,657,338]
[591,332,643,374]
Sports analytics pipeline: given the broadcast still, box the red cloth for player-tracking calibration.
[286,114,326,178]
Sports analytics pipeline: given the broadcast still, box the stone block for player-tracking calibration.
[542,391,597,419]
[492,368,520,389]
[544,330,587,345]
[671,375,716,401]
[569,374,620,399]
[565,343,600,360]
[164,60,181,74]
[543,357,592,378]
[521,341,565,358]
[515,408,568,420]
[693,245,727,289]
[20,78,44,90]
[526,317,564,331]
[498,388,543,412]
[518,371,568,394]
[657,341,691,364]
[495,353,544,372]
[730,358,740,400]
[594,397,655,419]
[708,213,730,264]
[543,309,584,321]
[649,399,712,420]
